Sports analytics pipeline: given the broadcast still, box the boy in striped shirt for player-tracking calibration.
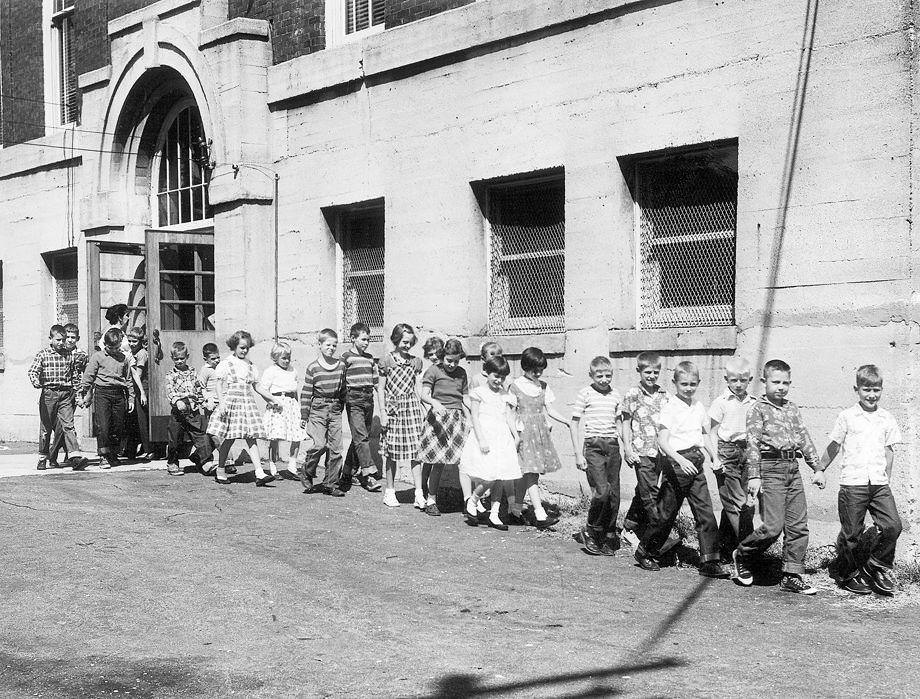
[299,329,347,496]
[570,356,625,556]
[338,323,383,492]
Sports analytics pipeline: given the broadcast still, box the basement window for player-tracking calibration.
[333,201,385,343]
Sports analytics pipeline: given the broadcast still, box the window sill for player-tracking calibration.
[608,326,738,354]
[463,333,566,356]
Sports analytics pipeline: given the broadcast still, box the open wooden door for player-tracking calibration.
[145,228,216,441]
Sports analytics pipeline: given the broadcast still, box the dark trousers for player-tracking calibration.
[623,455,662,537]
[716,439,754,557]
[837,484,901,577]
[124,386,150,458]
[301,400,344,490]
[166,407,213,466]
[737,459,809,574]
[584,437,622,537]
[342,389,376,487]
[640,447,720,563]
[39,388,80,461]
[93,387,127,455]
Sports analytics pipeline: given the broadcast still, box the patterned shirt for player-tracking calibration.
[621,385,669,457]
[341,349,379,390]
[27,348,73,389]
[70,350,89,388]
[745,396,819,478]
[300,359,346,418]
[708,389,756,442]
[827,404,902,486]
[572,384,622,438]
[166,365,203,409]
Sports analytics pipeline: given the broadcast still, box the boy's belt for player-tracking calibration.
[760,448,797,460]
[272,391,297,399]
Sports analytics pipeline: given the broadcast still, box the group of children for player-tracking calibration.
[30,320,904,596]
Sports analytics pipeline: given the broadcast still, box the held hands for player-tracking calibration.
[677,456,698,476]
[623,447,638,467]
[575,453,587,472]
[813,470,827,489]
[747,477,762,505]
[176,399,188,414]
[710,458,723,473]
[379,413,389,430]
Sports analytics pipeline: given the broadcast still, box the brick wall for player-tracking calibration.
[385,0,474,28]
[0,0,44,146]
[73,0,152,76]
[229,0,325,64]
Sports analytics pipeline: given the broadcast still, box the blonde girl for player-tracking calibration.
[255,341,306,480]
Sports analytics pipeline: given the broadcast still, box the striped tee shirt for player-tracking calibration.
[300,358,345,419]
[572,384,623,438]
[341,349,379,390]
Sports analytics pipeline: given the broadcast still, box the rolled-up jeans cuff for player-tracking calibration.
[782,562,806,575]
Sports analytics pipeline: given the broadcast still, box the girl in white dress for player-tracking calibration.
[255,341,307,480]
[460,356,522,530]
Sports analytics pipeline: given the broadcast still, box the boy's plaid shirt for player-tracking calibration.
[166,366,204,409]
[28,348,74,388]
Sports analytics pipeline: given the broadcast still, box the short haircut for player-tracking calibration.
[127,326,145,340]
[483,355,511,378]
[104,304,128,325]
[271,341,292,362]
[479,341,503,361]
[49,324,66,338]
[63,323,80,337]
[202,342,219,356]
[763,359,791,376]
[444,338,465,358]
[317,328,338,344]
[171,341,188,360]
[589,356,612,373]
[724,356,751,376]
[856,364,883,387]
[226,330,254,350]
[422,336,445,359]
[350,322,371,339]
[673,360,699,381]
[103,328,124,347]
[520,346,548,373]
[636,351,662,369]
[390,323,417,347]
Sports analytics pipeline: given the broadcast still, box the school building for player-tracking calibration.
[0,0,917,532]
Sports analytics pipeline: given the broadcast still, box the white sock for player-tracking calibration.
[426,495,437,506]
[533,505,548,521]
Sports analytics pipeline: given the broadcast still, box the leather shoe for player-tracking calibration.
[324,487,346,497]
[68,456,89,471]
[36,458,48,471]
[488,518,509,531]
[256,474,276,487]
[634,549,661,571]
[862,564,896,596]
[534,515,559,530]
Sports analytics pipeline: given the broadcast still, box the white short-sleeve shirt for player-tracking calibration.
[708,390,756,442]
[828,404,902,486]
[658,396,707,451]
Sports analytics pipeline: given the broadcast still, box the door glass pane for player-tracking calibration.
[160,244,195,271]
[202,304,215,331]
[198,244,214,272]
[202,275,214,302]
[160,273,196,302]
[160,302,196,331]
[98,246,147,333]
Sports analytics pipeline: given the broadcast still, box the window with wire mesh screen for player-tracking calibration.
[337,204,385,342]
[633,144,737,329]
[482,176,565,335]
[346,0,385,34]
[52,0,78,125]
[49,250,79,326]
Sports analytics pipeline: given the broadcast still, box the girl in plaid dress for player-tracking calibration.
[378,323,425,508]
[255,341,306,481]
[417,338,470,516]
[207,330,271,486]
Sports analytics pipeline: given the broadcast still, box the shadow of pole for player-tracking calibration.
[755,0,820,369]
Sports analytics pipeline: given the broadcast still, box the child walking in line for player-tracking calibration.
[815,365,903,596]
[732,359,821,595]
[164,341,214,476]
[198,343,224,472]
[124,326,152,461]
[460,356,521,530]
[510,347,564,529]
[378,323,426,508]
[339,323,383,493]
[81,328,135,469]
[206,330,270,486]
[417,338,470,517]
[419,335,445,505]
[256,341,306,481]
[462,341,503,517]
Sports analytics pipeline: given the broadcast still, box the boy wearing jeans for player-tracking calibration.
[164,341,214,476]
[339,323,383,493]
[815,365,902,596]
[732,359,821,595]
[81,328,134,469]
[571,356,624,556]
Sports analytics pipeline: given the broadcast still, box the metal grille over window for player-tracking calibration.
[487,179,565,335]
[156,106,211,227]
[636,147,737,329]
[340,208,385,342]
[52,252,79,326]
[52,1,77,125]
[346,0,385,34]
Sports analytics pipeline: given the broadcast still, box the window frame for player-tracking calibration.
[49,0,77,127]
[44,248,79,328]
[326,0,386,47]
[332,200,386,343]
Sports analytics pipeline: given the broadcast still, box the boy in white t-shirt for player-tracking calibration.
[815,364,903,596]
[634,361,725,578]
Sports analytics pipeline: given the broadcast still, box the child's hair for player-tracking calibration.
[483,355,511,378]
[763,358,791,376]
[444,338,465,358]
[390,323,417,347]
[673,360,700,381]
[479,341,503,361]
[226,330,254,350]
[127,326,145,340]
[63,322,80,337]
[171,341,189,360]
[589,356,612,373]
[422,336,445,359]
[202,342,219,356]
[49,324,66,338]
[103,328,124,347]
[318,328,338,343]
[724,356,751,376]
[856,364,883,387]
[520,347,547,373]
[350,322,371,339]
[104,304,128,325]
[271,341,292,362]
[636,351,662,369]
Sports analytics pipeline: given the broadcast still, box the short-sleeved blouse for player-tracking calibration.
[258,364,299,394]
[422,364,468,410]
[379,352,422,377]
[215,355,259,384]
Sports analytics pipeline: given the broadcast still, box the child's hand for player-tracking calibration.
[813,471,827,489]
[300,419,308,429]
[128,399,135,414]
[379,413,389,429]
[176,399,187,413]
[575,454,587,471]
[677,456,698,476]
[623,448,638,467]
[479,441,490,455]
[710,459,722,472]
[140,394,147,407]
[747,477,762,503]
